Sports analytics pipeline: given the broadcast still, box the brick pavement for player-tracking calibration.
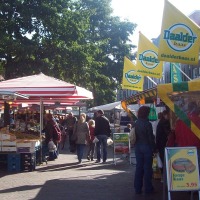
[0,144,198,200]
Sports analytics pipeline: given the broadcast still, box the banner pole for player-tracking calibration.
[147,76,157,86]
[174,64,192,81]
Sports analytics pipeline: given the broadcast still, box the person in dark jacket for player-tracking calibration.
[134,106,156,195]
[156,110,170,174]
[94,109,111,163]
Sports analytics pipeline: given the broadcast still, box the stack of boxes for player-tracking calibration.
[0,131,38,172]
[21,153,36,172]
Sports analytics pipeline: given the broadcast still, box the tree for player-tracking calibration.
[0,0,137,106]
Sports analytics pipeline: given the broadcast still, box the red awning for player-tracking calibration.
[0,73,93,104]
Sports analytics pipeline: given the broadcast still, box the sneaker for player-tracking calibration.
[91,157,94,161]
[102,160,106,163]
[87,156,90,161]
[95,160,100,163]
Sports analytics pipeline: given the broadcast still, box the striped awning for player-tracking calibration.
[123,87,157,105]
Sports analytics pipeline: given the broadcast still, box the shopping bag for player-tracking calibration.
[129,127,136,145]
[92,137,99,143]
[148,104,157,121]
[156,153,163,168]
[107,138,113,146]
[152,156,158,172]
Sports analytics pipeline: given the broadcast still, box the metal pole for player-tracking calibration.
[147,76,158,86]
[174,64,192,81]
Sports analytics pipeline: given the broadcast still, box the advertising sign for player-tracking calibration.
[122,57,144,91]
[165,147,200,191]
[113,133,130,164]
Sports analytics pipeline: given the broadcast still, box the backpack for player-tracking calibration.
[53,123,62,142]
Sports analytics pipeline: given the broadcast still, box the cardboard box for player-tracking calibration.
[2,146,16,152]
[16,142,32,148]
[17,147,35,153]
[0,133,11,140]
[2,140,16,146]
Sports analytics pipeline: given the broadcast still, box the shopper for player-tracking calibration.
[72,113,89,164]
[156,110,171,175]
[124,123,132,133]
[87,119,95,161]
[134,106,156,194]
[62,112,77,152]
[94,109,111,163]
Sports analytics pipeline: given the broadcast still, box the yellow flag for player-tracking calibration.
[158,0,200,65]
[134,32,163,78]
[122,57,144,91]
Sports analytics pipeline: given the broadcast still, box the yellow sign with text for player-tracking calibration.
[122,57,144,91]
[165,147,200,191]
[158,0,200,65]
[135,32,163,78]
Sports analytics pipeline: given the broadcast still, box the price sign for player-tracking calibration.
[165,147,200,191]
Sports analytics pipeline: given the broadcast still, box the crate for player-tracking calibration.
[21,153,36,172]
[7,154,21,172]
[7,153,20,162]
[21,162,36,172]
[21,152,36,161]
[8,162,21,172]
[0,154,8,171]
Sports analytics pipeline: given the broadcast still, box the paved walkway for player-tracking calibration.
[0,144,199,200]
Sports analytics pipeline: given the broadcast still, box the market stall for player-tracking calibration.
[0,73,93,171]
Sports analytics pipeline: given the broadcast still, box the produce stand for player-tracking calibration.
[0,73,93,168]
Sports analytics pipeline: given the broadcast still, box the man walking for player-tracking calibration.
[94,110,111,163]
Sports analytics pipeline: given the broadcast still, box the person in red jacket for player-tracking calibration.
[86,119,95,161]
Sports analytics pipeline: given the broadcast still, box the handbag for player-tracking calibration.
[148,104,158,121]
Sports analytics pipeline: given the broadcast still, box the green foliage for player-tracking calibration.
[0,0,137,106]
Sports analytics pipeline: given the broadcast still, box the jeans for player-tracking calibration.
[134,143,154,194]
[76,144,86,161]
[87,142,95,158]
[69,130,76,152]
[96,135,108,161]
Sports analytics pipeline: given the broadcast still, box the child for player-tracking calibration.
[124,123,132,133]
[87,119,95,161]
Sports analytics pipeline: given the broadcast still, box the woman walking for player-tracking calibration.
[73,113,89,164]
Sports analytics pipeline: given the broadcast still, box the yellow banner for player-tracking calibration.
[165,147,200,191]
[158,0,200,65]
[135,32,163,78]
[122,57,144,91]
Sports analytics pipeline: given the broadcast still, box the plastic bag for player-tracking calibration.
[148,104,158,121]
[156,153,163,168]
[129,127,136,145]
[107,138,113,146]
[93,137,99,143]
[48,141,57,152]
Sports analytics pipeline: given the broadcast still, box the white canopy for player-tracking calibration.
[88,101,122,111]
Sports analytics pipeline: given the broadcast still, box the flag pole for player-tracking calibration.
[147,76,157,86]
[174,64,192,81]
